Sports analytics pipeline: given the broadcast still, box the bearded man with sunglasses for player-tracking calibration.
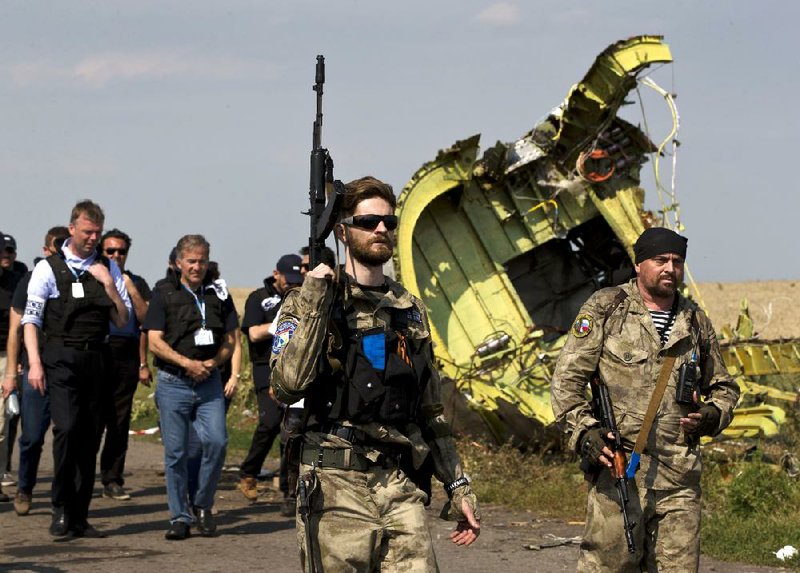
[97,229,152,501]
[271,176,480,572]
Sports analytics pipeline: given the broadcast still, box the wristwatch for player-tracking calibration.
[139,363,149,370]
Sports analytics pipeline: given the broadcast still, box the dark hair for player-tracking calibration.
[70,200,105,225]
[207,261,220,281]
[176,234,210,259]
[101,228,132,249]
[340,176,396,219]
[299,245,336,267]
[45,226,69,249]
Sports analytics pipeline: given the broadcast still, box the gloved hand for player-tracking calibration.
[579,426,613,462]
[683,403,721,437]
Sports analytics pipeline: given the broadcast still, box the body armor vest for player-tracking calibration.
[306,303,432,428]
[156,276,227,361]
[42,254,113,344]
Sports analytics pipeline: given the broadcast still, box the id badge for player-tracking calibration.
[71,282,85,299]
[194,328,214,346]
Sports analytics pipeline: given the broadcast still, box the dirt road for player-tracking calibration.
[0,437,790,572]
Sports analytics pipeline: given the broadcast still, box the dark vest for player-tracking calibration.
[42,254,114,344]
[306,303,432,427]
[156,277,228,361]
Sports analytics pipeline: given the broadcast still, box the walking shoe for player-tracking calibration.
[14,490,32,516]
[49,509,70,537]
[1,472,15,487]
[280,497,296,517]
[70,521,107,538]
[165,521,191,540]
[238,476,258,501]
[195,507,217,537]
[102,482,131,501]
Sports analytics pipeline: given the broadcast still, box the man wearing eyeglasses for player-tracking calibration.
[272,176,481,572]
[97,229,152,502]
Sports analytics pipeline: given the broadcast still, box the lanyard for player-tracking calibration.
[182,284,206,328]
[66,265,85,281]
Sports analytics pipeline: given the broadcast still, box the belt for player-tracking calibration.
[47,339,109,351]
[300,445,374,472]
[317,424,369,444]
[159,364,189,378]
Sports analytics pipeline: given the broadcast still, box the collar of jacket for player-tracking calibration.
[622,279,697,351]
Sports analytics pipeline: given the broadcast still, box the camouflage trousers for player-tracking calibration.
[296,461,439,573]
[578,470,701,573]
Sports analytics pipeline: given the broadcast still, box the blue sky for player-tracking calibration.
[1,1,797,286]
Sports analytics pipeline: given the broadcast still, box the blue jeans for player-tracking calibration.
[17,370,52,493]
[155,368,227,525]
[187,392,231,502]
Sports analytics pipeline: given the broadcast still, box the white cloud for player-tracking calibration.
[8,52,279,88]
[475,2,521,26]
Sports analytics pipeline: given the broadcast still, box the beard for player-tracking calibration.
[643,272,679,299]
[349,232,394,266]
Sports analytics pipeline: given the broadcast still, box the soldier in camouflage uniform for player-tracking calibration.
[271,176,480,572]
[551,228,739,572]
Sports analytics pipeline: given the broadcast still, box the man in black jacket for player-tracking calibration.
[238,254,303,510]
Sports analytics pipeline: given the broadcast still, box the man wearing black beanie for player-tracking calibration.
[551,227,739,572]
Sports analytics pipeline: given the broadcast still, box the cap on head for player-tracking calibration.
[3,234,16,251]
[276,254,304,284]
[634,227,688,264]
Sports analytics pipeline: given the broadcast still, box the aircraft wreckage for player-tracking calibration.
[392,35,800,448]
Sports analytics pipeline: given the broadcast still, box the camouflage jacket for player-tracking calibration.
[550,279,739,490]
[271,274,475,516]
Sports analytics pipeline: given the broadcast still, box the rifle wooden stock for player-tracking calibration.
[588,374,637,554]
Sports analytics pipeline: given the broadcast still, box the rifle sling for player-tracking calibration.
[626,355,677,478]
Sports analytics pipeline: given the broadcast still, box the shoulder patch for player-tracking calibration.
[406,308,422,324]
[272,318,299,355]
[571,314,594,338]
[261,294,281,312]
[208,278,229,301]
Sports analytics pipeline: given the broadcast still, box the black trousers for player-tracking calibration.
[240,364,283,481]
[43,343,106,523]
[99,336,140,486]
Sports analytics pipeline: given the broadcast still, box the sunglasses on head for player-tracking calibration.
[105,248,128,256]
[341,214,398,231]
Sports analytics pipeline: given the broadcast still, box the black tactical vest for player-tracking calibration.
[306,303,432,427]
[42,254,114,344]
[155,276,228,361]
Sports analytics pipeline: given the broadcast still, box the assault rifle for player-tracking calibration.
[586,375,636,554]
[308,55,345,268]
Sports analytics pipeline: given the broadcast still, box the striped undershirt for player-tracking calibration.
[649,309,677,345]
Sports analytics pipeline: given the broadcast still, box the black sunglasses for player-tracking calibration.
[104,248,128,255]
[341,214,398,231]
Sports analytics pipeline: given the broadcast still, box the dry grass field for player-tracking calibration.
[231,280,800,340]
[695,280,799,340]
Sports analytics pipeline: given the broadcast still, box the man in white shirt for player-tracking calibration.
[22,200,130,538]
